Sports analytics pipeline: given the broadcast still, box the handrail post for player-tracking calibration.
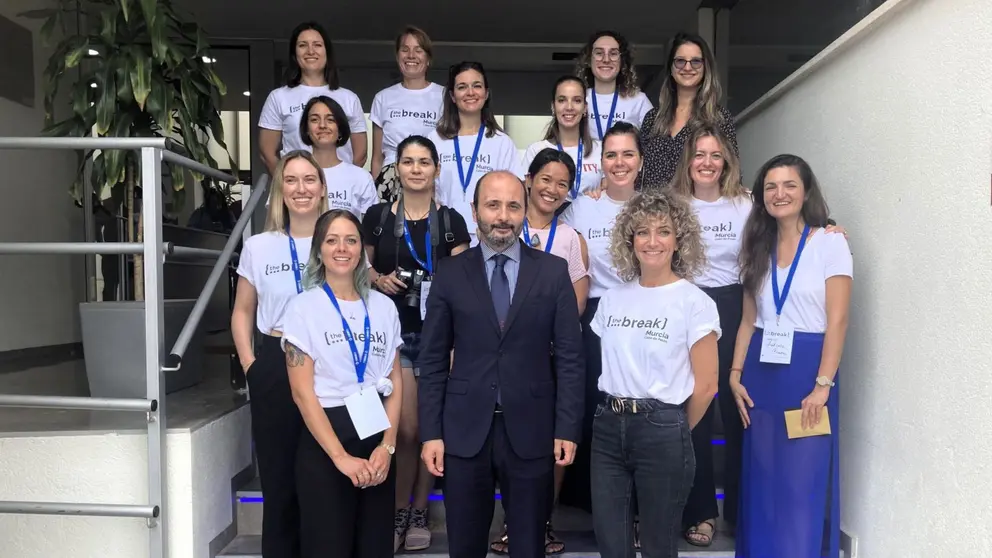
[140,147,168,558]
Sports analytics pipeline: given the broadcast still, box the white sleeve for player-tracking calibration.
[356,170,378,215]
[822,232,854,280]
[633,93,654,128]
[258,89,283,131]
[559,199,578,227]
[687,290,722,349]
[496,135,523,176]
[388,303,403,353]
[343,91,367,134]
[236,238,256,286]
[589,292,609,337]
[519,142,540,179]
[369,90,387,128]
[280,297,314,360]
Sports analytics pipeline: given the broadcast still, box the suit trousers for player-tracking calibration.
[444,414,555,558]
[246,334,303,558]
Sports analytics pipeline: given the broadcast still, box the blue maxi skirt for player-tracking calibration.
[736,329,840,558]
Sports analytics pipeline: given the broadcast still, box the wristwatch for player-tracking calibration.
[815,376,835,387]
[379,442,395,455]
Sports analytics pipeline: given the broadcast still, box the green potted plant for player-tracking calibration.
[22,0,235,398]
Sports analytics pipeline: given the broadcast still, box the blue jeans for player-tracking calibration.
[399,332,421,374]
[590,397,695,558]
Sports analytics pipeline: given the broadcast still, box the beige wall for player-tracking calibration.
[735,0,992,556]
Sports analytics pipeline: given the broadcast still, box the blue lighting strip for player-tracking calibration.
[238,491,723,504]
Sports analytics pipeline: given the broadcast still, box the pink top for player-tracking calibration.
[522,221,589,283]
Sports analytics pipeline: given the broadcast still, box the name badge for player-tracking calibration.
[344,388,391,440]
[419,280,432,320]
[759,325,794,364]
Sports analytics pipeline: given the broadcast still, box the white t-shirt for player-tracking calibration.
[585,90,654,139]
[323,162,377,217]
[755,230,853,333]
[519,139,603,198]
[236,231,311,334]
[281,289,403,408]
[561,194,626,298]
[370,83,445,167]
[591,279,721,404]
[258,84,367,164]
[693,195,753,288]
[428,129,522,243]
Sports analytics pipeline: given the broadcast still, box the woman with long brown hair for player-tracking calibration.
[638,32,738,190]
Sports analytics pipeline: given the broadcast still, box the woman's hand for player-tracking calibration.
[331,453,379,488]
[824,224,848,238]
[374,272,407,295]
[241,358,256,375]
[801,385,830,430]
[584,180,606,200]
[367,445,393,486]
[730,375,754,428]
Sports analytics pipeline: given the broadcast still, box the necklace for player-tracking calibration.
[404,207,430,221]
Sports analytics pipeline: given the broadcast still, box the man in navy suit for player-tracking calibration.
[418,171,585,558]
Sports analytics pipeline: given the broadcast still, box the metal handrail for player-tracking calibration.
[0,242,225,259]
[0,394,156,412]
[0,136,250,558]
[166,173,269,367]
[0,501,159,519]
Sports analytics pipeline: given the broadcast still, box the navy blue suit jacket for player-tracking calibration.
[417,240,585,460]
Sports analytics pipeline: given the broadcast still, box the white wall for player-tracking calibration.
[0,407,252,558]
[0,1,85,351]
[734,0,992,556]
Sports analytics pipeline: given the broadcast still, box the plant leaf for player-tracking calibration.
[18,8,57,18]
[170,165,186,192]
[99,7,118,43]
[64,38,89,69]
[129,51,151,109]
[95,65,116,135]
[119,0,132,22]
[139,0,157,26]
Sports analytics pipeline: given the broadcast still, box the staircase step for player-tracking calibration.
[218,531,736,557]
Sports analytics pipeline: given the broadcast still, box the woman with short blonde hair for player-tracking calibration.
[589,189,720,558]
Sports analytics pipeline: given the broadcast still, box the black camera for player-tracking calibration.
[395,267,427,308]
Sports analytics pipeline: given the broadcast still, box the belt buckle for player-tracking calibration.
[610,397,623,414]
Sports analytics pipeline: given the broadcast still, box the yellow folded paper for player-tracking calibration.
[784,408,831,439]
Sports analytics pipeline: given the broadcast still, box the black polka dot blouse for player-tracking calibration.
[636,106,739,190]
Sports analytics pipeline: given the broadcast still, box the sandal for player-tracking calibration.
[544,521,565,555]
[489,524,509,555]
[685,519,716,547]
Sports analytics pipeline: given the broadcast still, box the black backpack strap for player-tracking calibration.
[372,203,391,237]
[440,206,455,244]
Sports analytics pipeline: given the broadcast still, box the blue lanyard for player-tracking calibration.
[403,218,433,275]
[771,224,811,325]
[556,138,583,199]
[287,230,304,294]
[522,215,558,253]
[453,125,486,197]
[321,283,371,384]
[591,90,619,141]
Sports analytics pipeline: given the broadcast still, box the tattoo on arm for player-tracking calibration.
[285,342,307,368]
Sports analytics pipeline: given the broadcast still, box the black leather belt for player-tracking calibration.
[605,395,681,414]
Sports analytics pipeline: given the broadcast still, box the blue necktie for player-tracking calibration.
[491,254,510,330]
[491,253,510,405]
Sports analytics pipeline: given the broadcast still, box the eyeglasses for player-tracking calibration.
[593,49,621,62]
[673,57,704,70]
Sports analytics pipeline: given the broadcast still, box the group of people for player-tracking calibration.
[231,19,854,558]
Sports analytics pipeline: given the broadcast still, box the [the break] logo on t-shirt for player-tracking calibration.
[606,315,669,343]
[388,108,438,128]
[324,329,390,358]
[265,261,306,276]
[440,153,494,175]
[702,221,737,241]
[584,227,612,240]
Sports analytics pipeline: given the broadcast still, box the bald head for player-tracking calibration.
[471,171,527,251]
[472,170,527,209]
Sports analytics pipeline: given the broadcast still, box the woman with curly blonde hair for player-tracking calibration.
[588,189,720,558]
[575,30,654,141]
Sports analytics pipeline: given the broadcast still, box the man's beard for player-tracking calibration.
[478,220,521,251]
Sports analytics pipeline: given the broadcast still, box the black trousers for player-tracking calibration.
[296,406,395,558]
[247,334,303,558]
[444,414,555,558]
[558,296,604,513]
[682,283,744,528]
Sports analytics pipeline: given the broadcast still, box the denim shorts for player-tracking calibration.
[399,332,421,375]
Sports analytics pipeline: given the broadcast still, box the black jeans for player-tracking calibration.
[246,334,303,558]
[591,397,695,558]
[296,406,395,558]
